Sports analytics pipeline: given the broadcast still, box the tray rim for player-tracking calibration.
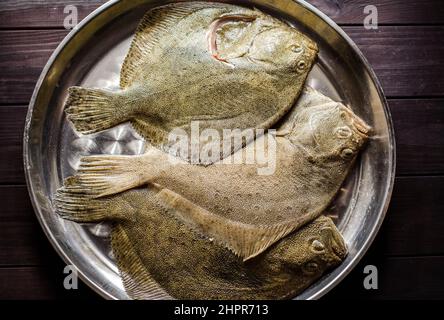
[23,0,396,300]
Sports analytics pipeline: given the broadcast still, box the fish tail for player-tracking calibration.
[61,154,155,200]
[65,86,124,134]
[54,176,131,223]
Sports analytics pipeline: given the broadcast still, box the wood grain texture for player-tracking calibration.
[0,0,106,29]
[1,26,443,105]
[390,99,444,175]
[0,107,27,184]
[309,0,444,25]
[0,186,58,266]
[2,99,443,185]
[378,176,444,256]
[346,26,444,97]
[326,254,444,300]
[1,177,443,266]
[1,0,443,28]
[0,30,66,105]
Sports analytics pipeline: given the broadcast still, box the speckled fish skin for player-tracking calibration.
[56,89,371,261]
[56,182,347,300]
[64,2,318,160]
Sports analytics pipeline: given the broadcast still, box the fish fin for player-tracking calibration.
[112,224,173,300]
[130,119,168,147]
[120,2,229,89]
[65,86,123,135]
[59,154,159,199]
[54,176,133,222]
[156,189,307,261]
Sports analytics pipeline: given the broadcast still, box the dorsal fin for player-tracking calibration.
[156,189,320,261]
[112,224,173,300]
[120,2,228,89]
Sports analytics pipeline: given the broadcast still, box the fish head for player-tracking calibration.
[209,11,317,73]
[247,24,318,74]
[268,216,347,281]
[311,102,371,164]
[289,96,371,166]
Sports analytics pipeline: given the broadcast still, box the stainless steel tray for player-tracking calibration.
[24,0,396,300]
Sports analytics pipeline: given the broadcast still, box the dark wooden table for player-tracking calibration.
[0,0,443,300]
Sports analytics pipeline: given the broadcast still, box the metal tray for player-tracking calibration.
[24,0,396,300]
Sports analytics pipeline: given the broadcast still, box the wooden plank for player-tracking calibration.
[326,254,444,300]
[0,186,58,265]
[1,177,443,266]
[390,99,444,175]
[0,0,443,28]
[1,255,443,299]
[1,27,443,105]
[0,106,27,184]
[2,99,443,185]
[345,26,444,98]
[0,0,106,29]
[380,176,444,256]
[309,0,444,25]
[0,30,66,105]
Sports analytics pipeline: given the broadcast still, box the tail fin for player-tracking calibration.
[65,86,124,134]
[54,176,132,223]
[62,154,156,199]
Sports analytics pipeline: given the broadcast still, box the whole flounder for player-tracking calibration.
[55,181,347,300]
[56,89,371,261]
[64,2,318,161]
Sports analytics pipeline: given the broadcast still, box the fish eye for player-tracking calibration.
[297,60,306,70]
[341,148,355,159]
[335,126,352,139]
[303,262,319,274]
[311,240,325,252]
[291,44,303,53]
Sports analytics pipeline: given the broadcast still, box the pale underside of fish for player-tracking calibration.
[56,89,371,266]
[64,2,318,163]
[55,181,347,300]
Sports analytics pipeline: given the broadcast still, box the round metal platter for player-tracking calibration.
[24,0,396,300]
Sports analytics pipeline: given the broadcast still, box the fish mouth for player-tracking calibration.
[342,107,372,137]
[306,40,319,55]
[297,42,318,68]
[330,230,348,260]
[320,221,348,261]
